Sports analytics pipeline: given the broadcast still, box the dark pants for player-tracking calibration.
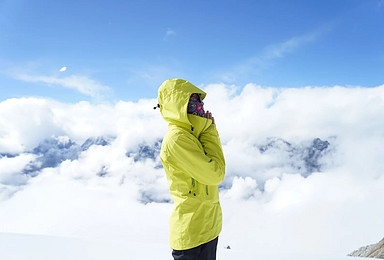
[172,237,218,260]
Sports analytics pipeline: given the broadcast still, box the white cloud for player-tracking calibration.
[59,67,67,72]
[163,28,176,41]
[14,74,111,98]
[166,28,176,36]
[261,32,319,60]
[0,98,64,153]
[0,153,37,200]
[0,83,384,256]
[221,176,261,200]
[217,29,326,82]
[0,97,165,153]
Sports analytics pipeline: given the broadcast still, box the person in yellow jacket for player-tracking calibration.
[157,79,226,260]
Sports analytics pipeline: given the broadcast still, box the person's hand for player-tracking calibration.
[204,110,215,124]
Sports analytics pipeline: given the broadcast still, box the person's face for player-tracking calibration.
[187,93,205,117]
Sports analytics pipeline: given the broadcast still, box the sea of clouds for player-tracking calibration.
[0,83,383,256]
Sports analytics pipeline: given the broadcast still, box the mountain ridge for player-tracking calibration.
[348,238,384,258]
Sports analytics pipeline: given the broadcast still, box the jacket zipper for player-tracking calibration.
[201,118,209,196]
[192,178,209,196]
[198,118,209,139]
[191,178,196,196]
[192,118,210,197]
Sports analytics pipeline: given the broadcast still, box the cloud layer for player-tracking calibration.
[1,83,384,256]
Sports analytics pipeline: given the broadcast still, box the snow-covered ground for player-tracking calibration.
[0,232,359,260]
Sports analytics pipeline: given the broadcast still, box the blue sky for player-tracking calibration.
[1,0,383,103]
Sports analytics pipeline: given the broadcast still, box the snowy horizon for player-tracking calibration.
[1,83,384,257]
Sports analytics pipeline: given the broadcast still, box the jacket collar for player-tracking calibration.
[187,114,212,139]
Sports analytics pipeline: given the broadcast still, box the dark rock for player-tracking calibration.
[24,137,80,175]
[126,140,162,162]
[257,137,331,177]
[81,137,111,151]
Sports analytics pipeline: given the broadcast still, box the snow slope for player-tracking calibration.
[0,232,359,260]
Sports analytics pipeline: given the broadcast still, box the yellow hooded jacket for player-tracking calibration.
[158,79,226,250]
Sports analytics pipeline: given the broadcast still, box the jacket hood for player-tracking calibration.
[158,79,208,130]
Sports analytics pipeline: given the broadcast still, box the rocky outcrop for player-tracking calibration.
[258,137,331,177]
[348,238,384,258]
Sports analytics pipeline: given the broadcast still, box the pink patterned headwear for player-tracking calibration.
[187,93,205,117]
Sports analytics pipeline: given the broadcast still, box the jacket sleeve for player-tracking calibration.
[168,125,225,185]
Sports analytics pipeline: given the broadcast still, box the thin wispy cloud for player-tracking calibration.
[13,74,111,99]
[124,61,187,95]
[261,32,319,60]
[217,28,327,83]
[163,28,176,41]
